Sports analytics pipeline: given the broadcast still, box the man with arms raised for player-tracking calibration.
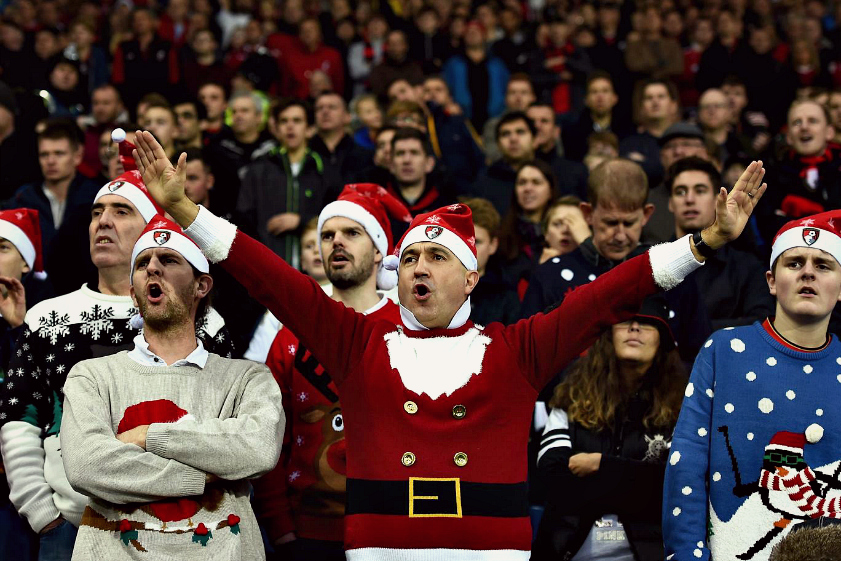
[61,215,283,559]
[134,130,765,560]
[254,184,408,560]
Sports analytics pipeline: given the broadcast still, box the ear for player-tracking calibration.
[580,202,594,225]
[73,146,84,166]
[641,203,655,225]
[424,155,435,174]
[130,285,138,307]
[207,172,215,190]
[488,236,499,256]
[827,125,835,143]
[373,246,383,266]
[766,269,777,297]
[195,274,213,299]
[21,261,30,274]
[464,269,480,295]
[667,196,675,215]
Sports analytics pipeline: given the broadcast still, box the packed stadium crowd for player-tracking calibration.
[1,0,841,559]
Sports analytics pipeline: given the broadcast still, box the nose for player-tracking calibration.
[614,225,628,242]
[800,261,817,279]
[413,254,430,277]
[627,320,642,332]
[145,255,163,275]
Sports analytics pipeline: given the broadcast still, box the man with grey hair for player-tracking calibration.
[204,90,275,214]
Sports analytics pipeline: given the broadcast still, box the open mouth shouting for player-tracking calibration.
[413,282,431,302]
[146,282,164,304]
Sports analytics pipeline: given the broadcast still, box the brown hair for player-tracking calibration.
[587,130,619,151]
[386,100,425,122]
[460,196,501,238]
[302,215,319,238]
[586,158,649,211]
[541,195,582,236]
[497,160,559,260]
[550,329,686,432]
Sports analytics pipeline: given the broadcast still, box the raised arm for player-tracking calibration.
[132,131,373,383]
[61,367,207,505]
[510,161,768,390]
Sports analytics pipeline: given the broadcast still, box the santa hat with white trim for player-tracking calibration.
[130,214,209,284]
[770,210,841,270]
[93,129,164,223]
[0,209,45,279]
[317,183,413,290]
[382,203,478,273]
[765,424,824,456]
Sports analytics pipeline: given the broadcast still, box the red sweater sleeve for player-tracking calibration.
[221,231,374,386]
[251,330,296,542]
[506,253,658,391]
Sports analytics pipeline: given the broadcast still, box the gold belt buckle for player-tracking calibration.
[408,477,462,518]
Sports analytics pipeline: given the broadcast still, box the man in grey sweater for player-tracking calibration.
[60,215,285,560]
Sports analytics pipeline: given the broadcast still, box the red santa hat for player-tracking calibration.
[770,210,841,270]
[317,183,413,290]
[765,424,824,454]
[92,129,163,223]
[0,209,45,279]
[130,214,209,284]
[383,203,478,273]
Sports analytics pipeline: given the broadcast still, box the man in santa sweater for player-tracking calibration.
[0,131,234,560]
[254,184,409,560]
[134,129,765,560]
[61,215,284,560]
[664,210,841,560]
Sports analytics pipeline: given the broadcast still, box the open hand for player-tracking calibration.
[0,276,26,328]
[707,160,767,247]
[266,213,301,236]
[133,131,198,226]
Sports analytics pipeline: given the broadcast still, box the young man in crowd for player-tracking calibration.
[173,98,205,151]
[385,127,455,221]
[197,82,228,138]
[309,92,373,190]
[664,210,841,560]
[563,72,632,161]
[9,119,100,290]
[619,79,679,186]
[759,99,841,245]
[521,158,712,363]
[181,147,214,209]
[140,101,178,160]
[667,157,773,330]
[482,75,536,163]
[462,197,520,325]
[526,103,589,199]
[134,127,763,560]
[471,111,536,216]
[254,184,407,561]
[0,139,235,560]
[79,85,126,179]
[61,215,284,559]
[237,99,330,268]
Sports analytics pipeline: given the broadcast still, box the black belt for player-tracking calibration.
[346,478,529,518]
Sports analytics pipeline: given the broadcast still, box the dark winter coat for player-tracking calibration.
[469,159,517,217]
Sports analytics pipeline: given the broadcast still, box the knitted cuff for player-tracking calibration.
[648,235,703,291]
[28,498,63,534]
[180,467,206,497]
[183,205,238,263]
[145,424,170,458]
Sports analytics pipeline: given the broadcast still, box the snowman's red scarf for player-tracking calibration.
[759,466,841,519]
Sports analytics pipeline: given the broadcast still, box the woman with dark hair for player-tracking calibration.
[497,159,559,286]
[533,295,686,561]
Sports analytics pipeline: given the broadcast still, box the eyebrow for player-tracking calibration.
[92,202,136,212]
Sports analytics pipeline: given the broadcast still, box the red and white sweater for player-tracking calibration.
[185,206,702,561]
[253,297,400,543]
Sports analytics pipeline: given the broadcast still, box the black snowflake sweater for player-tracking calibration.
[0,284,235,533]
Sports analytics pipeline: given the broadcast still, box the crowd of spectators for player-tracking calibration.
[2,0,841,558]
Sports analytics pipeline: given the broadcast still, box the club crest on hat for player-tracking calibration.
[108,181,125,192]
[153,231,170,245]
[425,226,443,239]
[803,228,819,246]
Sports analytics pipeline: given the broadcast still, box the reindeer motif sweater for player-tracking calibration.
[183,206,702,561]
[0,284,235,533]
[663,321,841,561]
[253,297,400,544]
[60,351,284,560]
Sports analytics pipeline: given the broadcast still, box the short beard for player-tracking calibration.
[136,283,194,333]
[326,250,375,290]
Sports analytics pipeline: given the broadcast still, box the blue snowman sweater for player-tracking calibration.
[663,321,841,561]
